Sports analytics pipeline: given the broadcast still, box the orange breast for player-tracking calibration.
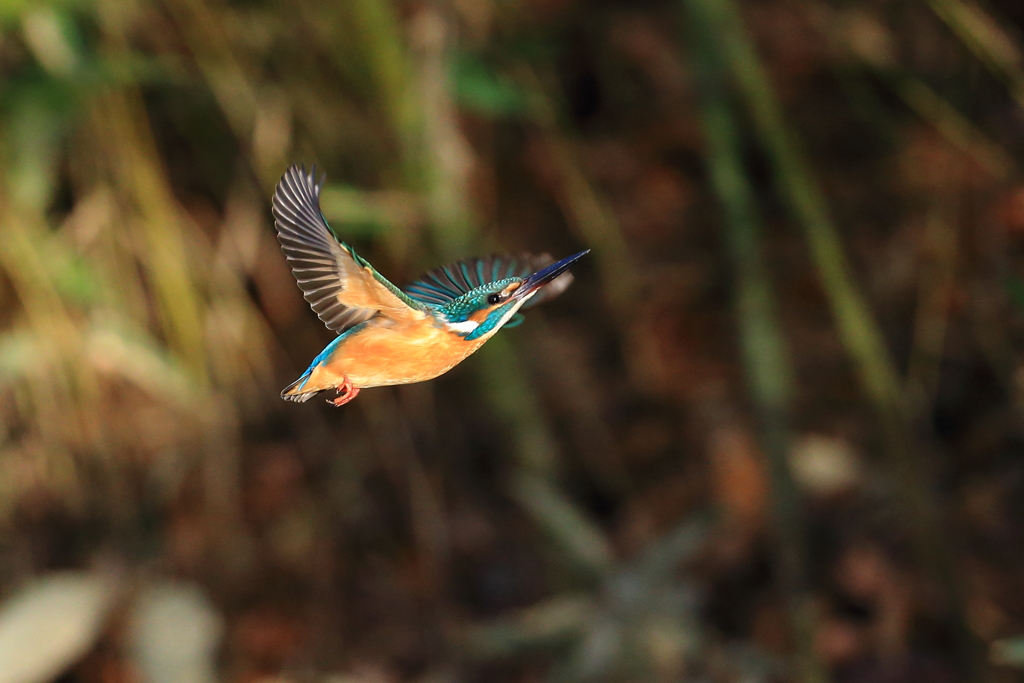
[305,317,486,390]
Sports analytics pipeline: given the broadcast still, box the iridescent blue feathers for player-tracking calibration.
[404,254,573,310]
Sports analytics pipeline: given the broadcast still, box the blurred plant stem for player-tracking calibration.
[351,0,426,193]
[166,0,257,142]
[0,103,111,496]
[512,474,613,579]
[0,201,87,477]
[411,4,476,259]
[402,3,559,476]
[830,4,1012,179]
[95,90,207,379]
[474,337,560,474]
[519,67,640,321]
[906,204,959,409]
[929,0,1024,117]
[682,3,825,682]
[695,0,986,678]
[94,0,209,379]
[894,78,1013,179]
[717,11,902,417]
[93,81,251,566]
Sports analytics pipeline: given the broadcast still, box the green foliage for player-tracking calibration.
[453,52,528,117]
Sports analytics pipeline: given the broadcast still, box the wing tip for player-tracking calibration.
[280,162,324,193]
[272,163,327,226]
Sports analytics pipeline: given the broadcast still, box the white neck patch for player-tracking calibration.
[445,290,539,338]
[445,320,480,335]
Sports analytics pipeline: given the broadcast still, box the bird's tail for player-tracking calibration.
[280,373,320,402]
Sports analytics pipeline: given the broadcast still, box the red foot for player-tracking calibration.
[328,376,360,407]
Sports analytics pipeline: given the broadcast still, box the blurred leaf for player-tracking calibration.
[1005,275,1024,310]
[453,54,527,117]
[465,594,596,658]
[129,581,223,683]
[0,331,37,380]
[86,325,199,408]
[51,250,101,305]
[467,512,708,680]
[20,6,84,76]
[320,185,423,238]
[3,83,74,208]
[0,572,118,683]
[993,636,1024,667]
[555,614,621,682]
[930,0,1022,73]
[627,513,710,586]
[512,474,613,579]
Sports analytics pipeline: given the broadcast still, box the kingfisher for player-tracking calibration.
[272,164,588,406]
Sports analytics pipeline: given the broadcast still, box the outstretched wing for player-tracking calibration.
[404,253,574,309]
[272,165,425,333]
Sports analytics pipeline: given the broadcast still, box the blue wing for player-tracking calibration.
[404,253,574,310]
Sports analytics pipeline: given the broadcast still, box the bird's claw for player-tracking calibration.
[327,377,360,407]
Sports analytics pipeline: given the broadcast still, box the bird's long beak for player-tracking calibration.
[514,249,590,300]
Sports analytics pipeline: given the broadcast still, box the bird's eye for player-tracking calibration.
[487,293,502,305]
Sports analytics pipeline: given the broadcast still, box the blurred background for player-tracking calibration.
[2,0,1024,681]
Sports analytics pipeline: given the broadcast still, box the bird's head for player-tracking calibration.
[440,250,588,341]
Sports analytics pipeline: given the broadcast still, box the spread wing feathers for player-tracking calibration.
[404,253,574,310]
[272,165,424,333]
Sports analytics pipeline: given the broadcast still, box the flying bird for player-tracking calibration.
[272,164,588,406]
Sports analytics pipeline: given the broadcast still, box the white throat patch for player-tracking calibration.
[444,292,538,338]
[445,320,480,335]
